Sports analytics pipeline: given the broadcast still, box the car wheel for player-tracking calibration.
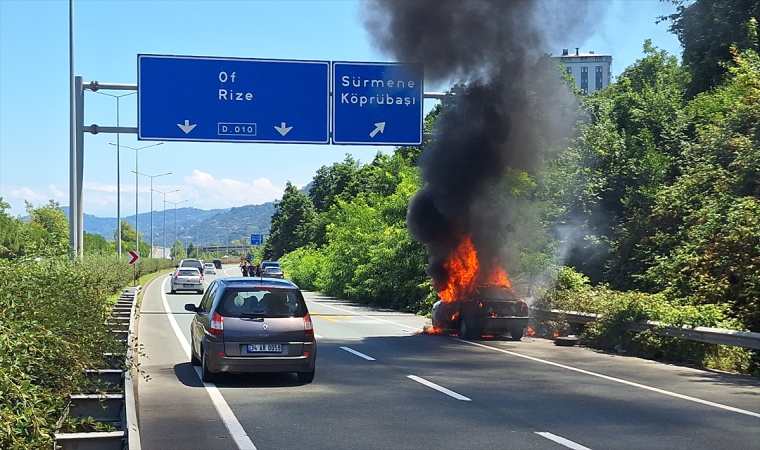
[201,349,217,383]
[197,289,204,294]
[190,345,201,366]
[509,328,524,341]
[297,368,315,384]
[170,289,176,294]
[459,316,474,339]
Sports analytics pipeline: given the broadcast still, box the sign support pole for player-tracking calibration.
[75,75,85,258]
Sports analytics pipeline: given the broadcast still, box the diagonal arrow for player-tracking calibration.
[369,122,386,138]
[177,120,196,134]
[274,122,293,136]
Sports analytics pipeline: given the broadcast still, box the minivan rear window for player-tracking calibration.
[217,288,307,318]
[178,269,199,276]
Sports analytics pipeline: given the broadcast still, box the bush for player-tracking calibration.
[536,266,756,374]
[0,255,173,449]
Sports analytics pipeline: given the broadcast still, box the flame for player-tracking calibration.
[553,332,559,338]
[526,327,536,336]
[436,235,515,302]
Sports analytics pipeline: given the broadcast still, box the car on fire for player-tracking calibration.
[431,286,529,340]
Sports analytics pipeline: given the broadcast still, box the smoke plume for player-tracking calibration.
[362,0,593,292]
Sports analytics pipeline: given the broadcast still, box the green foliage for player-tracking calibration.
[659,0,759,97]
[537,267,754,373]
[263,182,316,260]
[0,255,174,449]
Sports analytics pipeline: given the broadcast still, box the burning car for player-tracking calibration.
[431,286,529,340]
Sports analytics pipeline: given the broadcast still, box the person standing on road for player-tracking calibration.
[241,260,249,277]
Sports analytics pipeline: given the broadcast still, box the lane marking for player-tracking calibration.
[314,333,324,339]
[307,299,422,331]
[159,276,257,450]
[312,314,339,323]
[535,432,592,450]
[340,346,376,361]
[457,338,760,418]
[407,375,471,401]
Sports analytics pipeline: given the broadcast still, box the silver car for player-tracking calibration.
[184,278,317,383]
[171,268,204,294]
[204,262,217,275]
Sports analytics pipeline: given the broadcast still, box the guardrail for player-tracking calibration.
[54,286,142,450]
[531,309,760,350]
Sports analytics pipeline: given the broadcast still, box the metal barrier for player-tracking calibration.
[54,286,142,450]
[531,308,760,350]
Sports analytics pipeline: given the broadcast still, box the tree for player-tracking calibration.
[170,239,186,259]
[263,182,316,260]
[0,197,23,258]
[660,0,760,97]
[309,155,360,213]
[23,200,69,257]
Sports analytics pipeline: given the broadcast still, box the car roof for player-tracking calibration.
[218,277,299,289]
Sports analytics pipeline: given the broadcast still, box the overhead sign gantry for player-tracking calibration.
[137,54,424,146]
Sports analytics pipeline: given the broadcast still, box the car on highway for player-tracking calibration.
[431,286,529,340]
[171,267,204,294]
[213,259,222,269]
[178,258,204,276]
[184,277,317,383]
[263,266,284,279]
[260,261,281,271]
[204,262,217,275]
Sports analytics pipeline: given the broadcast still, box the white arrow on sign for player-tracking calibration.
[274,122,293,136]
[177,120,197,134]
[127,250,140,265]
[369,122,386,138]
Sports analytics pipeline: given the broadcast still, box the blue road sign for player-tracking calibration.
[138,55,330,144]
[250,234,263,246]
[332,62,423,146]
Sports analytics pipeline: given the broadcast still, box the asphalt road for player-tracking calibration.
[136,266,760,450]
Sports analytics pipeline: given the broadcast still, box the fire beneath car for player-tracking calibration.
[427,235,530,340]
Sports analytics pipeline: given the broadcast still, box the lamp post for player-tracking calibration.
[167,200,188,258]
[109,142,164,255]
[154,189,179,258]
[95,91,136,258]
[133,170,171,257]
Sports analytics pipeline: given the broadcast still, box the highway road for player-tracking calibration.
[136,266,760,449]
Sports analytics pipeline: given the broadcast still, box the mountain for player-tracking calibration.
[63,202,274,246]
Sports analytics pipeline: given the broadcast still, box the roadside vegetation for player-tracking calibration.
[271,3,759,375]
[0,200,174,448]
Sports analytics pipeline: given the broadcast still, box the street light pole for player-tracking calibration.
[167,199,188,257]
[109,142,163,255]
[154,189,179,258]
[96,91,135,258]
[133,170,171,257]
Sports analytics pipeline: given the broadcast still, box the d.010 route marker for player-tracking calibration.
[128,250,140,265]
[250,234,263,246]
[138,54,330,144]
[332,62,424,146]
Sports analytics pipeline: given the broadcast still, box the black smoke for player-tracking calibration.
[362,0,593,292]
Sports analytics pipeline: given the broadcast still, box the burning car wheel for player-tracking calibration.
[509,328,524,341]
[459,316,476,339]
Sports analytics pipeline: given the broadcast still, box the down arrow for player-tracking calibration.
[274,122,293,136]
[177,120,196,134]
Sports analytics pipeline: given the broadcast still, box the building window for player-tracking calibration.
[596,71,603,90]
[566,67,572,74]
[595,66,603,73]
[595,57,603,62]
[583,88,588,94]
[581,66,588,73]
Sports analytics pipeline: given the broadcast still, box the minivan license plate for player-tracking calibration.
[248,344,282,353]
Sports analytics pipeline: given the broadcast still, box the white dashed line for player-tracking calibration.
[407,375,471,401]
[340,346,376,361]
[535,432,592,450]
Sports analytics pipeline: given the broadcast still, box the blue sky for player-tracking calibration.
[0,0,682,218]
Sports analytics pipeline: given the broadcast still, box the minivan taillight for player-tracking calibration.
[304,313,314,336]
[210,312,224,335]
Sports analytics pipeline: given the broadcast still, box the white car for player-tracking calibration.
[204,262,216,275]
